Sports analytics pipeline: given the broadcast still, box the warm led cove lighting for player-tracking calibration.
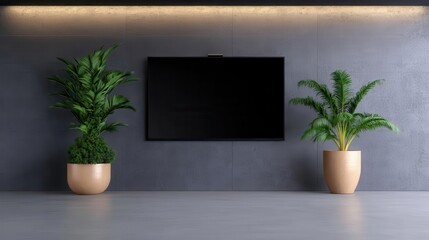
[0,6,426,36]
[2,6,428,15]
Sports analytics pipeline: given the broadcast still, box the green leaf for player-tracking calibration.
[101,122,128,132]
[333,112,353,125]
[71,124,89,134]
[352,114,399,136]
[289,70,399,150]
[49,45,137,144]
[104,95,136,118]
[348,79,384,113]
[331,70,352,112]
[301,126,337,142]
[68,131,115,164]
[289,97,327,117]
[48,76,67,86]
[311,117,332,128]
[297,79,338,114]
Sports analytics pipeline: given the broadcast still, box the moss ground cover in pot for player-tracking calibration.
[290,70,399,194]
[50,45,136,195]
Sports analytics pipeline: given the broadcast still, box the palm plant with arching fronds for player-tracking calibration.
[289,70,399,151]
[49,45,136,163]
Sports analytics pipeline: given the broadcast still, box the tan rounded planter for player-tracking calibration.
[323,151,361,194]
[67,163,111,195]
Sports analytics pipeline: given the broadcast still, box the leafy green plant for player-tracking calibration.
[289,70,399,151]
[68,131,115,164]
[50,45,136,164]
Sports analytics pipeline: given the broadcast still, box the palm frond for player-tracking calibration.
[289,97,327,117]
[348,79,384,113]
[301,125,338,142]
[310,117,332,128]
[290,70,398,151]
[331,70,352,112]
[352,114,399,136]
[332,112,353,126]
[297,79,339,114]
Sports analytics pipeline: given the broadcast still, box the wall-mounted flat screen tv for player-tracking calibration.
[146,57,284,140]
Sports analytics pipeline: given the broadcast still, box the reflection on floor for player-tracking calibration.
[0,191,427,240]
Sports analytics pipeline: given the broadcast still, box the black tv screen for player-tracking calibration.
[146,57,284,140]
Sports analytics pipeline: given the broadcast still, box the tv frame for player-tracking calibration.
[145,56,285,141]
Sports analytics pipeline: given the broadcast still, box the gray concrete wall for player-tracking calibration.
[0,6,426,190]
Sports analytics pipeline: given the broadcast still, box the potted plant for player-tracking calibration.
[49,46,136,195]
[290,70,399,194]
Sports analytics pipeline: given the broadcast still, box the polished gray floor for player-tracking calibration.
[0,191,428,240]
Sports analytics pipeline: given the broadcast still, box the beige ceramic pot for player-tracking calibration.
[67,163,111,195]
[323,151,361,194]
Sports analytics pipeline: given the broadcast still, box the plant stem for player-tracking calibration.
[345,135,355,151]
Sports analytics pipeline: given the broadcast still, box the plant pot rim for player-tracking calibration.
[323,150,361,152]
[67,163,111,165]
